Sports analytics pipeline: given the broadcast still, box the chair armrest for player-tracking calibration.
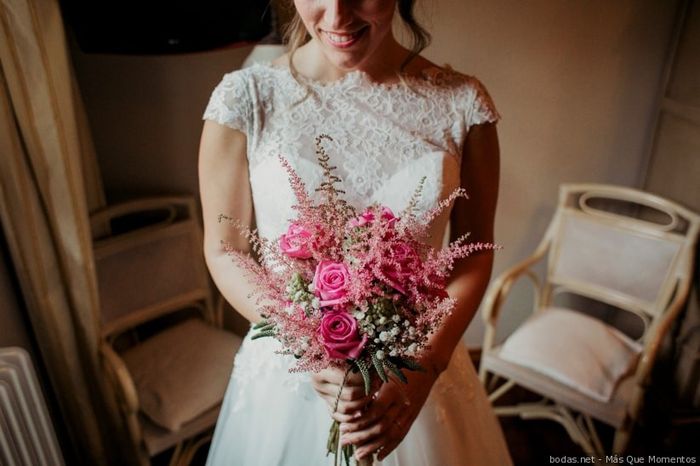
[100,341,139,415]
[89,196,197,239]
[90,196,195,223]
[480,245,548,353]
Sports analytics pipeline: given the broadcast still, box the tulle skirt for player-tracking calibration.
[206,329,513,466]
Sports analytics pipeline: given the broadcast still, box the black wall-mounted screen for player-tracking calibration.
[60,0,273,54]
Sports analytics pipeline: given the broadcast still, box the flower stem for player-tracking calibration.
[328,366,352,465]
[333,366,352,413]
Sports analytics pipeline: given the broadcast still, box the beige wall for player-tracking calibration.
[70,1,680,346]
[414,0,679,344]
[71,45,254,200]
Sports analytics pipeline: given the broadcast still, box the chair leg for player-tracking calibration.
[487,379,516,403]
[612,424,632,455]
[525,405,601,457]
[583,414,605,457]
[481,369,505,394]
[478,363,489,384]
[494,400,604,457]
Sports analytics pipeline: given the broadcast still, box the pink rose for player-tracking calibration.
[279,223,313,259]
[312,261,350,306]
[319,311,368,360]
[381,242,421,294]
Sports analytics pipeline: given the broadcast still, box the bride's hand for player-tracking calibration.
[338,365,440,461]
[312,367,373,418]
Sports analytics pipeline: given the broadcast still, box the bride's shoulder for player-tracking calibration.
[208,60,292,108]
[218,61,276,84]
[409,57,499,121]
[412,59,488,92]
[401,56,485,96]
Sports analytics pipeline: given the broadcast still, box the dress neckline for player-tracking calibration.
[251,61,454,91]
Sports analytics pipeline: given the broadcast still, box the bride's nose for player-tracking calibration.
[324,0,355,30]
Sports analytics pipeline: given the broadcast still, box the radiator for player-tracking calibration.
[0,347,64,466]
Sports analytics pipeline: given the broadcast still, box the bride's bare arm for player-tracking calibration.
[338,122,500,461]
[198,120,262,324]
[426,121,500,373]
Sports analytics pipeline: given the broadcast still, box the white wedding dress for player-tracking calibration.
[202,62,513,466]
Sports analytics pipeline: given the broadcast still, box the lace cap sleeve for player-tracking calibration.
[463,76,500,128]
[202,70,252,133]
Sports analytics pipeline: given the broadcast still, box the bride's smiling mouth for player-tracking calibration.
[319,26,369,49]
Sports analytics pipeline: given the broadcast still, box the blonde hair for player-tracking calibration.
[282,0,431,84]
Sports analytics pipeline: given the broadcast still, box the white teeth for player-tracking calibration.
[324,30,360,43]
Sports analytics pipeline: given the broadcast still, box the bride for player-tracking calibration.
[199,0,513,464]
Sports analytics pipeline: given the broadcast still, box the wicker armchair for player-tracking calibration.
[479,184,700,456]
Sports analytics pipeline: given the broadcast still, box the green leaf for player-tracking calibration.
[327,420,339,455]
[393,356,426,373]
[251,330,275,340]
[252,320,269,330]
[383,359,407,384]
[343,444,352,466]
[371,352,388,383]
[255,323,275,333]
[353,359,372,395]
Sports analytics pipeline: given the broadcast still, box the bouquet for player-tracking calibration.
[220,135,497,465]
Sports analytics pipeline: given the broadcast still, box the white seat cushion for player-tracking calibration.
[122,318,242,432]
[498,307,642,402]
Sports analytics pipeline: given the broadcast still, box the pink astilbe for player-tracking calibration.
[278,155,313,216]
[221,244,286,307]
[401,187,469,241]
[218,214,303,296]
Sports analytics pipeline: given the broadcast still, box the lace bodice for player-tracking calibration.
[203,62,499,248]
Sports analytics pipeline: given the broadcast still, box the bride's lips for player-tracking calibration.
[320,26,368,49]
